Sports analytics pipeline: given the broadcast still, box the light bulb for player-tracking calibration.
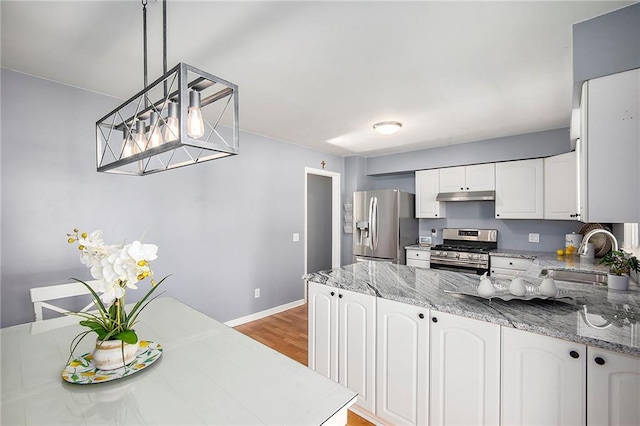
[148,112,163,148]
[122,127,135,157]
[187,90,205,138]
[134,120,146,152]
[164,102,179,142]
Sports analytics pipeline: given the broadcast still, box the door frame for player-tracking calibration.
[304,167,341,276]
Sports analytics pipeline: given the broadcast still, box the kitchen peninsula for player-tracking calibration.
[304,259,640,425]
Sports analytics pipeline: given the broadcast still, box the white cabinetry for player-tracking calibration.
[489,255,534,279]
[544,151,579,220]
[579,68,640,223]
[406,248,430,268]
[495,158,544,219]
[430,311,501,426]
[587,346,640,426]
[308,281,338,381]
[307,282,376,413]
[376,298,429,425]
[502,327,586,426]
[440,163,495,193]
[415,170,446,218]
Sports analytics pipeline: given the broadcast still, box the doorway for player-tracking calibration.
[304,167,341,276]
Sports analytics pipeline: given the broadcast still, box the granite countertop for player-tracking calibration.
[304,260,640,357]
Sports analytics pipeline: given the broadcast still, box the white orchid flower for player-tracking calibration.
[100,282,125,305]
[128,241,158,263]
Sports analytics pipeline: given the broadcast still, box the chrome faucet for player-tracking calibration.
[578,229,619,256]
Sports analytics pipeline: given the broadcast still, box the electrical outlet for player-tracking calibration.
[528,233,540,243]
[292,233,300,242]
[254,288,260,298]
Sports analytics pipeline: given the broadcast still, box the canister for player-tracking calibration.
[565,233,583,250]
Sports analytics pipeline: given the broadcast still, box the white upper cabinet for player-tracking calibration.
[544,151,580,220]
[439,164,495,193]
[415,170,446,218]
[495,158,544,219]
[579,68,640,223]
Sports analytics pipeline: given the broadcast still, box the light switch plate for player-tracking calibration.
[528,233,540,243]
[293,233,300,242]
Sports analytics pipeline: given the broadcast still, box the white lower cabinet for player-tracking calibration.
[430,311,501,426]
[376,298,429,425]
[502,327,586,425]
[587,346,640,426]
[307,281,376,413]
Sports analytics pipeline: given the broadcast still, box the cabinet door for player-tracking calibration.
[495,159,544,219]
[466,163,495,191]
[430,311,500,426]
[582,68,640,223]
[502,327,586,426]
[439,166,466,193]
[587,347,640,426]
[338,288,376,413]
[308,281,339,381]
[416,170,446,218]
[376,298,429,426]
[544,151,579,220]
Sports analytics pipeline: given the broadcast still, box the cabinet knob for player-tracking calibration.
[496,214,500,217]
[460,187,464,190]
[466,187,469,190]
[330,291,335,296]
[435,214,438,217]
[595,356,606,365]
[569,350,580,359]
[570,213,580,218]
[338,294,343,299]
[418,313,425,319]
[431,317,438,323]
[509,262,513,265]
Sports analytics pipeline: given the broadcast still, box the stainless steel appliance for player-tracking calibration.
[353,189,418,264]
[430,228,498,275]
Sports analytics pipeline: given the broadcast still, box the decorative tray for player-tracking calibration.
[443,281,576,304]
[62,340,162,385]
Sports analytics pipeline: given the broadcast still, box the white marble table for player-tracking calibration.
[1,297,356,425]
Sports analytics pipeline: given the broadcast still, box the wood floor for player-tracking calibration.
[234,304,373,426]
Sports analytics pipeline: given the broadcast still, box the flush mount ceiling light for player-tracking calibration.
[96,0,238,176]
[373,121,402,135]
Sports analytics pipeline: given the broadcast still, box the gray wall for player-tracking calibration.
[1,69,344,327]
[573,2,640,105]
[307,174,332,273]
[366,128,570,176]
[418,202,581,252]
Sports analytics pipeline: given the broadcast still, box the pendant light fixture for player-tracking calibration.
[96,0,239,176]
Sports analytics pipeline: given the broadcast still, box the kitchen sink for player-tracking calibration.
[540,269,608,286]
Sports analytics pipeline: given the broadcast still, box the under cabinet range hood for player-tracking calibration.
[436,191,496,202]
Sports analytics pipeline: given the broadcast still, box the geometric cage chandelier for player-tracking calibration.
[96,1,238,176]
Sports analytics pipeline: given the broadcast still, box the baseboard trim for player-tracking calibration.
[224,299,305,327]
[350,405,388,426]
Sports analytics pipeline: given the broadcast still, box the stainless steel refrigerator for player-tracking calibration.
[353,189,418,264]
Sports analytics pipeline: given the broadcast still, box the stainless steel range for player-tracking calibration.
[430,229,498,275]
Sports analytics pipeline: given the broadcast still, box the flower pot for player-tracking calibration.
[607,274,630,291]
[92,339,139,370]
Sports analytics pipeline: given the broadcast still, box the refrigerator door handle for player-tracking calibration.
[368,196,375,250]
[372,196,379,251]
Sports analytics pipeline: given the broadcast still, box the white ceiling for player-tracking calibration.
[1,0,633,157]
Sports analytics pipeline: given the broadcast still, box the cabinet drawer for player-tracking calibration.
[489,267,518,279]
[407,250,430,261]
[490,256,533,271]
[407,259,430,269]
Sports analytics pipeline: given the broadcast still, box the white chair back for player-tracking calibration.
[29,280,101,321]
